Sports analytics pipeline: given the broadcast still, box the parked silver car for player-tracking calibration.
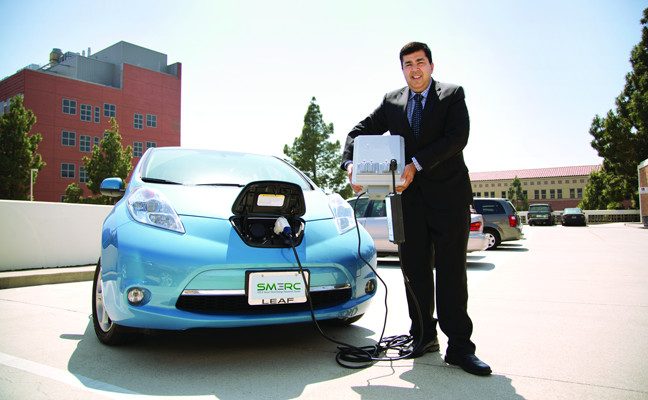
[472,198,524,250]
[346,198,489,255]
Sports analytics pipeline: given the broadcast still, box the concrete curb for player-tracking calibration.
[0,265,95,289]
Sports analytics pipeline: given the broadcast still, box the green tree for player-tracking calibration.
[587,8,648,209]
[507,176,528,211]
[284,97,351,198]
[83,117,132,202]
[63,182,83,203]
[0,95,45,200]
[579,168,631,210]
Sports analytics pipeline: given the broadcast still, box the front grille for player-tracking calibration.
[176,288,352,315]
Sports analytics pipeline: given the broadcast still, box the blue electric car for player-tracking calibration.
[93,147,377,345]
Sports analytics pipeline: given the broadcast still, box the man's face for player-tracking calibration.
[401,50,434,93]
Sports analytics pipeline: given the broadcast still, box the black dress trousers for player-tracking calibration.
[399,183,476,356]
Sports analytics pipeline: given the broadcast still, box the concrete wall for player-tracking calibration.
[0,200,112,271]
[639,158,648,227]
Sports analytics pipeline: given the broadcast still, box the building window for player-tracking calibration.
[133,142,143,157]
[80,135,91,152]
[530,181,534,185]
[501,191,506,198]
[541,189,547,199]
[570,188,575,199]
[94,106,100,123]
[572,179,577,183]
[534,190,539,199]
[104,103,116,118]
[62,130,76,146]
[80,104,92,121]
[551,180,555,184]
[134,113,143,130]
[490,191,495,197]
[557,189,562,199]
[94,136,100,147]
[80,166,88,183]
[146,141,157,149]
[550,189,555,199]
[62,99,77,115]
[523,190,528,198]
[577,188,583,198]
[580,179,585,183]
[558,180,562,184]
[146,114,157,128]
[61,163,75,178]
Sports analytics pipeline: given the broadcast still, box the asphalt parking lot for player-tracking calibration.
[0,223,647,400]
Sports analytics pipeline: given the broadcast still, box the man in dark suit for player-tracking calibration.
[341,42,491,376]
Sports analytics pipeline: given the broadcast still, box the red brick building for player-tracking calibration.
[0,41,181,202]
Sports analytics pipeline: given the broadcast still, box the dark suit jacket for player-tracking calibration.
[342,79,473,209]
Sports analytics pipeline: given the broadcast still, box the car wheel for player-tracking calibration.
[92,260,134,345]
[483,229,501,250]
[323,314,364,326]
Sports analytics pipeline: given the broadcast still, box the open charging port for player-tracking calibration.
[230,180,306,248]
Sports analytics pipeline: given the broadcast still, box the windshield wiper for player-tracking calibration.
[141,177,182,185]
[196,183,245,187]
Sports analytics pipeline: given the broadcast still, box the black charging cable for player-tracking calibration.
[279,161,427,368]
[283,211,414,369]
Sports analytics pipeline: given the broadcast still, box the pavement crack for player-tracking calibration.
[0,297,87,315]
[501,372,648,394]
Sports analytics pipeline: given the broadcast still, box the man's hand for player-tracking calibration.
[396,163,417,192]
[346,163,364,193]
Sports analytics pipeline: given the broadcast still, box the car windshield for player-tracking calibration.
[564,208,582,214]
[529,205,550,212]
[140,148,312,190]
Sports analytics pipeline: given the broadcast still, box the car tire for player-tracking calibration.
[323,314,364,326]
[483,229,501,250]
[92,260,135,345]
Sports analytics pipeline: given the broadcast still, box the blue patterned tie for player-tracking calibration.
[412,93,423,137]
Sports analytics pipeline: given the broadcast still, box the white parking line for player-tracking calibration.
[0,351,217,400]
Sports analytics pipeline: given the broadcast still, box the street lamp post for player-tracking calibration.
[30,168,37,201]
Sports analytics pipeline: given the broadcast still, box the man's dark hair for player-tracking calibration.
[399,42,432,66]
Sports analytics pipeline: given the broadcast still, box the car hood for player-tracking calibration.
[139,184,333,221]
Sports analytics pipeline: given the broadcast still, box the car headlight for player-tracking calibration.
[127,187,185,233]
[328,193,356,235]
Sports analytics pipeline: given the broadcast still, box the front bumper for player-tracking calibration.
[467,232,489,252]
[101,214,377,330]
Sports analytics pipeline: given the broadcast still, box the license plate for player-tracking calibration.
[247,271,309,306]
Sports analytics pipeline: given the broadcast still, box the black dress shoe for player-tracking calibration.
[399,337,440,358]
[444,353,492,376]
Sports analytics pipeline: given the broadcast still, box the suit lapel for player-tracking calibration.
[420,79,440,135]
[424,79,439,117]
[396,87,409,123]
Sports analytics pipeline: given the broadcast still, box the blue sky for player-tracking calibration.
[1,0,645,172]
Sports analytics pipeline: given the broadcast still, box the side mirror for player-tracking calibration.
[100,177,125,197]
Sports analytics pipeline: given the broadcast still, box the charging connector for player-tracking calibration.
[273,216,292,237]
